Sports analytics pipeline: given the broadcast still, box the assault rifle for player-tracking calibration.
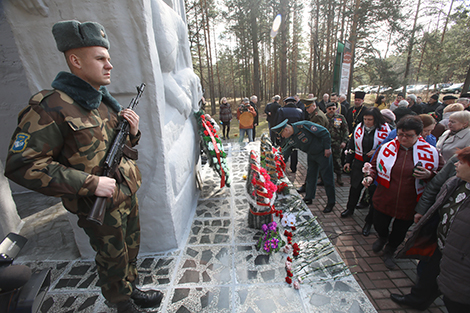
[87,83,146,225]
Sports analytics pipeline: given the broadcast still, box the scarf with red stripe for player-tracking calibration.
[376,136,439,200]
[354,123,391,161]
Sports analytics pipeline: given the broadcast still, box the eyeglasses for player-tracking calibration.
[397,132,417,139]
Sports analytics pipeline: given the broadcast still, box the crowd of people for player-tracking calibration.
[228,89,469,313]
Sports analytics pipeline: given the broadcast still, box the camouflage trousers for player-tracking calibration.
[78,190,140,303]
[331,145,343,175]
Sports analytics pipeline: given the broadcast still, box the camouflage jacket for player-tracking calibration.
[5,72,141,214]
[326,113,349,147]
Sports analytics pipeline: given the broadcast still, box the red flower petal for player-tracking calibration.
[285,277,292,284]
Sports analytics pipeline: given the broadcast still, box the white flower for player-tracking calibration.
[293,281,300,289]
[286,213,296,226]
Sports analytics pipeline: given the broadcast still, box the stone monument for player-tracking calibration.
[0,0,202,257]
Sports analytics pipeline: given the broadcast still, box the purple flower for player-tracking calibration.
[264,242,270,252]
[269,221,277,231]
[262,224,268,233]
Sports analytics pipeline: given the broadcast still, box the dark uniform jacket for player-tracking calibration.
[5,72,142,214]
[276,103,303,125]
[281,121,331,159]
[264,101,280,125]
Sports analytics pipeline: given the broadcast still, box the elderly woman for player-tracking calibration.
[341,107,391,218]
[364,116,444,269]
[436,111,470,162]
[432,103,464,139]
[393,147,470,312]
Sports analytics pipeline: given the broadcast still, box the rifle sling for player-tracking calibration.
[123,144,138,160]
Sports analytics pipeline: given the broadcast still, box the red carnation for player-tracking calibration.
[200,115,205,119]
[287,257,292,262]
[293,250,299,257]
[285,277,292,284]
[287,270,293,277]
[204,130,209,136]
[284,230,289,236]
[280,214,284,219]
[291,226,296,231]
[293,243,299,250]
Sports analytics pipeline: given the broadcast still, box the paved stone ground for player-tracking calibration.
[285,150,447,313]
[10,140,377,313]
[8,139,447,313]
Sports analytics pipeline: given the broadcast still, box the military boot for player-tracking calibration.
[336,173,344,186]
[131,287,163,308]
[117,300,147,313]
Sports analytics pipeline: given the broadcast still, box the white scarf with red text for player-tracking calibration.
[354,123,391,161]
[376,136,439,200]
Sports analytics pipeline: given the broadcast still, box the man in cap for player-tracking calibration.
[346,91,367,134]
[272,119,336,212]
[325,102,349,187]
[4,20,161,313]
[264,95,281,144]
[435,95,458,121]
[275,97,304,172]
[304,97,328,127]
[237,97,257,142]
[423,94,441,114]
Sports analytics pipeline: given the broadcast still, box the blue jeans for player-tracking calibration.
[239,128,253,142]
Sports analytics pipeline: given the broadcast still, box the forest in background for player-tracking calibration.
[184,0,470,115]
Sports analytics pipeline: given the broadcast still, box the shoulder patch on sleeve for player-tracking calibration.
[310,125,318,132]
[11,133,31,153]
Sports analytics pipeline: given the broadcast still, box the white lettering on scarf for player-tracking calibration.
[376,137,439,199]
[354,123,391,161]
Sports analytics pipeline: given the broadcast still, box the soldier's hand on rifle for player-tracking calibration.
[121,109,140,136]
[95,177,116,198]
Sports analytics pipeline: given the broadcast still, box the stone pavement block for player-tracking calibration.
[392,278,414,288]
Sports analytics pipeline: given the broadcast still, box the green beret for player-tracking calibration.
[271,119,289,135]
[52,20,109,52]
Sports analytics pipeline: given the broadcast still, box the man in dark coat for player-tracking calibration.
[346,91,367,134]
[275,97,304,172]
[265,95,281,144]
[423,94,441,114]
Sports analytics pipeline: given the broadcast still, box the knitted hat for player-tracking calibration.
[52,20,109,52]
[381,109,396,122]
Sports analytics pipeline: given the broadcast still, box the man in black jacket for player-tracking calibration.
[265,95,281,144]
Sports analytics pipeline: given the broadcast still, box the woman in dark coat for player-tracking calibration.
[341,107,391,219]
[219,97,232,139]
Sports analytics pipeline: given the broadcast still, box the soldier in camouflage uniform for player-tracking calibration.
[4,21,161,313]
[325,102,349,186]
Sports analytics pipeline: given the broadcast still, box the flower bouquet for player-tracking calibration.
[256,221,285,254]
[246,151,277,229]
[194,110,231,187]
